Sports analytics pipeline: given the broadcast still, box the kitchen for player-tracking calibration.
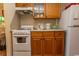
[0,3,79,56]
[11,3,64,56]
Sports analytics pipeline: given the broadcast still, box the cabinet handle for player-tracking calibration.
[55,38,56,40]
[46,16,47,18]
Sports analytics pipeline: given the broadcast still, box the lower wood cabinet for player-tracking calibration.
[43,38,54,56]
[31,31,65,56]
[32,37,42,56]
[55,38,64,56]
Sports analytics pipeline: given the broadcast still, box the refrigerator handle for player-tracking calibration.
[68,25,79,27]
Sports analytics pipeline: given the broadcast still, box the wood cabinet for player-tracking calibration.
[31,32,43,56]
[0,10,2,16]
[16,3,33,7]
[43,37,54,56]
[54,31,64,56]
[33,3,46,18]
[55,38,64,56]
[32,37,42,56]
[0,4,3,16]
[33,3,61,18]
[31,31,54,56]
[16,3,61,18]
[31,31,65,56]
[43,32,55,56]
[46,3,61,18]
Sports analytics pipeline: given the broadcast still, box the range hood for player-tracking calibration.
[16,7,33,15]
[15,7,32,10]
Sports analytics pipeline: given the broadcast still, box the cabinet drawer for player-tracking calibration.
[55,31,65,37]
[16,3,24,7]
[31,31,43,37]
[16,3,33,7]
[43,31,54,37]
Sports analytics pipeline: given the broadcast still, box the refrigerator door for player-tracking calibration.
[60,5,79,29]
[70,5,79,26]
[66,27,79,56]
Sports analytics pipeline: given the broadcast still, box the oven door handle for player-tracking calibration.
[13,35,29,37]
[15,41,29,44]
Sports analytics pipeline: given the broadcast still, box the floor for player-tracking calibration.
[0,50,6,56]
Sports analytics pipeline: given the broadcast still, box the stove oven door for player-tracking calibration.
[13,35,31,52]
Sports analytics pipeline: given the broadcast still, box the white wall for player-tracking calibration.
[4,3,15,56]
[20,14,34,26]
[11,13,20,29]
[20,14,59,27]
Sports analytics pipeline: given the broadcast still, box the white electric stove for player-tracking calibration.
[12,26,33,56]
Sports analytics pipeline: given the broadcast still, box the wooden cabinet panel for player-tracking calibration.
[16,3,24,7]
[0,10,2,16]
[54,38,64,56]
[31,31,65,56]
[43,31,54,38]
[31,31,43,37]
[16,3,33,7]
[0,3,3,16]
[31,38,42,56]
[55,31,65,37]
[16,3,61,19]
[33,3,46,18]
[43,38,55,56]
[0,3,3,10]
[46,3,61,18]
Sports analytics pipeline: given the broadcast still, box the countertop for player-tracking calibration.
[11,29,66,32]
[31,29,65,31]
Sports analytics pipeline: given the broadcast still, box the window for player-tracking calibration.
[0,16,4,24]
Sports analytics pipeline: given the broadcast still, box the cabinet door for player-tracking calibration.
[33,3,46,18]
[16,3,33,7]
[0,10,2,16]
[46,3,60,18]
[31,38,42,56]
[43,38,55,56]
[55,38,64,56]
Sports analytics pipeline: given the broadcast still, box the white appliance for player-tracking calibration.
[60,5,79,56]
[12,26,33,56]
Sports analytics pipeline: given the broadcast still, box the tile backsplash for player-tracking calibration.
[20,14,34,26]
[11,13,60,30]
[20,15,59,26]
[34,19,59,30]
[34,19,59,25]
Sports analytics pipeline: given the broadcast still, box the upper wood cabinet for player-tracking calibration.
[0,10,3,16]
[0,4,3,16]
[16,3,33,7]
[46,3,61,18]
[16,3,61,19]
[33,3,61,19]
[33,3,46,18]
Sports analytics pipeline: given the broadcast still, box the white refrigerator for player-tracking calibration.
[60,5,79,56]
